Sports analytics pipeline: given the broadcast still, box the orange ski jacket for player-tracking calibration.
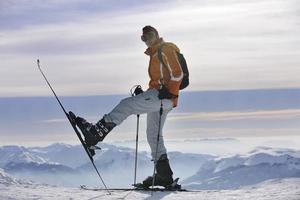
[145,38,183,107]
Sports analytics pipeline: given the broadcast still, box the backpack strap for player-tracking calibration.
[157,43,167,86]
[157,43,167,68]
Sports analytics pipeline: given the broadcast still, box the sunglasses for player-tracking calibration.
[141,32,156,42]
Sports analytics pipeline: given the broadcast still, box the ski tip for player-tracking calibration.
[68,111,76,119]
[37,59,40,68]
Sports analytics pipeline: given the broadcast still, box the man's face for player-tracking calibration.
[141,31,157,47]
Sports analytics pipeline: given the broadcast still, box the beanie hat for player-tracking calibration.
[142,26,159,37]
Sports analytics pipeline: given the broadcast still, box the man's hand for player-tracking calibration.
[158,86,177,99]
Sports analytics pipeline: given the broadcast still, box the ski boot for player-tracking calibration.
[69,111,116,147]
[134,154,181,190]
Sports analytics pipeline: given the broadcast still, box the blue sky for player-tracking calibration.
[0,0,300,147]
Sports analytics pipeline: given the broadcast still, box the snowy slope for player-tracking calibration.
[0,168,33,186]
[0,170,299,200]
[183,147,300,189]
[0,168,20,186]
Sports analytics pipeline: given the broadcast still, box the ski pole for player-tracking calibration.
[37,59,111,195]
[130,85,143,185]
[134,114,140,185]
[151,99,163,195]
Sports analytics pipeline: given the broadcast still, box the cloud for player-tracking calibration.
[0,0,300,97]
[39,118,68,124]
[168,109,300,121]
[0,0,169,28]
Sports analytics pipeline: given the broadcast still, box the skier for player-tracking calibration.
[71,25,184,188]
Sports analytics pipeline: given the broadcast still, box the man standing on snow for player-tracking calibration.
[71,26,184,188]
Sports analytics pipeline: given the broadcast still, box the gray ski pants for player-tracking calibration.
[103,88,173,161]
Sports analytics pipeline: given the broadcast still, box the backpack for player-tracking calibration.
[157,43,189,90]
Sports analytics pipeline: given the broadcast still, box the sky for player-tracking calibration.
[0,0,300,97]
[0,0,300,148]
[0,89,299,148]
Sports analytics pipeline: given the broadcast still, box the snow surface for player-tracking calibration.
[0,169,299,200]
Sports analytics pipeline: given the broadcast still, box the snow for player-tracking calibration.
[0,168,33,186]
[0,172,299,200]
[0,143,300,199]
[0,168,19,186]
[214,156,244,173]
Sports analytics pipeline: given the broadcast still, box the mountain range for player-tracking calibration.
[1,143,300,189]
[183,146,300,189]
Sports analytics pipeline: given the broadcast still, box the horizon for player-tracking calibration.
[0,87,299,98]
[1,136,300,156]
[1,88,299,147]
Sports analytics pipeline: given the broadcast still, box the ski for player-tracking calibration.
[133,177,182,191]
[37,59,111,195]
[80,185,190,192]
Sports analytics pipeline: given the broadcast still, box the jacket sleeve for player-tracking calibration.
[161,45,183,96]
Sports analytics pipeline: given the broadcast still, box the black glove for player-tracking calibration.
[158,86,177,99]
[133,85,143,96]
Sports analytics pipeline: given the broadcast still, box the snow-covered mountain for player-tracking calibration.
[2,143,300,190]
[0,146,46,167]
[168,151,214,179]
[0,144,77,182]
[0,144,84,186]
[75,146,215,187]
[29,143,89,168]
[0,143,214,187]
[183,147,300,190]
[78,144,150,171]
